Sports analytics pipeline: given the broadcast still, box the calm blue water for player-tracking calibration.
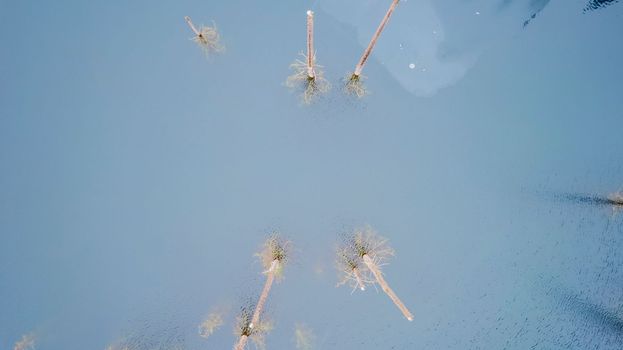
[1,1,622,349]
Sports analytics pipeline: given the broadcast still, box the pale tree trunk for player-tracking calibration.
[306,10,315,79]
[363,254,413,321]
[249,260,279,329]
[234,334,248,350]
[184,16,201,36]
[354,0,400,76]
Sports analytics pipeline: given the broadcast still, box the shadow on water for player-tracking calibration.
[536,189,623,237]
[522,0,621,27]
[584,0,621,12]
[522,0,551,27]
[559,290,623,334]
[546,192,623,207]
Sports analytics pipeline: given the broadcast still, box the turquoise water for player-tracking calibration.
[1,0,622,349]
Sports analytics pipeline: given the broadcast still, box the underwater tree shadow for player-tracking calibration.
[544,191,623,233]
[522,0,621,27]
[560,290,623,334]
[556,193,623,207]
[584,0,620,12]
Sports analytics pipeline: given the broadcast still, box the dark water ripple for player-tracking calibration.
[584,0,621,12]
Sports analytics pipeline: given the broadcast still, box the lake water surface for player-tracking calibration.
[1,1,622,349]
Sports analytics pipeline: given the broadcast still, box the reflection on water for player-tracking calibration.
[107,316,187,350]
[13,333,36,350]
[319,0,621,96]
[319,0,479,96]
[197,311,224,339]
[294,323,315,350]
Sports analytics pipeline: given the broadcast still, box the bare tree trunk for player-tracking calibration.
[234,334,248,350]
[184,16,201,36]
[306,10,315,79]
[250,260,279,329]
[354,0,400,76]
[363,254,413,321]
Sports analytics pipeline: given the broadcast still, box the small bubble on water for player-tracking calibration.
[409,63,416,69]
